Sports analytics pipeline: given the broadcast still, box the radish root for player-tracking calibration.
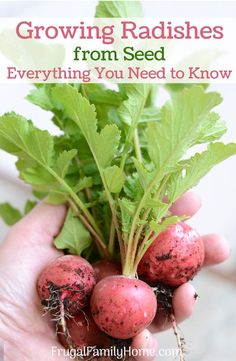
[170,313,186,361]
[154,284,187,361]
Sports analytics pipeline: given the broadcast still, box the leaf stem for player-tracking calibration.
[102,177,125,266]
[108,219,116,256]
[119,90,149,172]
[80,84,88,98]
[133,206,171,273]
[133,231,155,273]
[69,199,110,259]
[134,128,142,163]
[75,156,97,220]
[130,175,169,267]
[46,167,104,241]
[0,119,106,255]
[123,173,169,276]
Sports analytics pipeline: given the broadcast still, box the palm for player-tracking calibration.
[0,205,67,361]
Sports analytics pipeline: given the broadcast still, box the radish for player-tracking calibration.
[138,222,205,287]
[58,308,109,350]
[90,275,157,339]
[93,260,122,282]
[37,255,96,325]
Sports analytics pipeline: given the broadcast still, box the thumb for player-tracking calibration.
[0,201,67,271]
[131,329,158,361]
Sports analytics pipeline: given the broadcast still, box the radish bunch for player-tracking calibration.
[37,221,204,357]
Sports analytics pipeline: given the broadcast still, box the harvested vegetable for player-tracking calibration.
[93,260,122,282]
[138,222,205,286]
[90,275,157,339]
[37,255,96,335]
[58,308,109,350]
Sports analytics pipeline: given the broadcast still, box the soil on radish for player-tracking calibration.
[138,222,205,287]
[153,283,174,317]
[90,275,157,339]
[37,255,96,316]
[154,283,187,361]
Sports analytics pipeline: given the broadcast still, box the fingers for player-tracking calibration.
[170,191,202,218]
[170,191,230,266]
[170,192,230,266]
[149,283,196,333]
[203,234,230,266]
[148,192,230,335]
[172,283,196,322]
[9,201,67,246]
[149,233,230,333]
[132,329,158,361]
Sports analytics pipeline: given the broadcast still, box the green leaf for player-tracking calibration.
[149,215,186,235]
[96,125,120,168]
[145,197,166,209]
[139,107,161,123]
[82,84,123,107]
[118,84,151,126]
[150,201,169,220]
[95,1,143,18]
[0,112,54,166]
[51,85,121,169]
[0,203,22,225]
[117,84,151,169]
[133,158,154,190]
[195,112,226,144]
[0,112,94,226]
[47,191,69,205]
[24,200,37,214]
[26,85,54,111]
[165,83,209,93]
[123,174,143,200]
[33,190,48,200]
[56,149,77,178]
[103,165,125,193]
[20,165,55,187]
[119,198,137,234]
[168,142,236,202]
[54,209,92,255]
[73,177,93,193]
[147,86,222,172]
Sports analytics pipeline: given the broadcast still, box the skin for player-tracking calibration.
[0,190,230,361]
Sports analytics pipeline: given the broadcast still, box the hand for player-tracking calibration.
[0,192,230,361]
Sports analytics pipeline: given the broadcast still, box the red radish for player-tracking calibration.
[138,222,204,287]
[58,308,109,350]
[93,260,122,282]
[90,275,157,339]
[37,255,96,316]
